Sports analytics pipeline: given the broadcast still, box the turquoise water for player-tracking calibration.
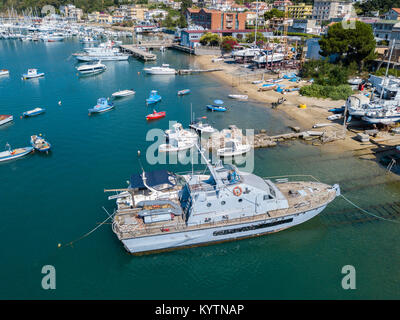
[1,39,400,299]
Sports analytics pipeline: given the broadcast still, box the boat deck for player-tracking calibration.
[113,181,337,240]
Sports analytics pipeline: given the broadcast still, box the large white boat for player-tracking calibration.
[107,147,340,255]
[189,120,216,135]
[76,61,106,75]
[165,123,198,142]
[75,48,129,61]
[217,139,251,157]
[252,51,285,64]
[158,138,195,153]
[232,46,262,59]
[143,64,176,75]
[0,69,9,76]
[362,108,400,124]
[0,115,13,126]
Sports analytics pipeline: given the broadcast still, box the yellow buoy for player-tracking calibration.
[57,243,61,248]
[299,104,307,109]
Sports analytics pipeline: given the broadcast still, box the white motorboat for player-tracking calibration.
[362,108,400,124]
[112,89,135,98]
[76,61,106,75]
[143,64,176,75]
[232,46,261,59]
[165,123,198,142]
[189,120,216,135]
[158,138,195,153]
[217,139,251,157]
[252,51,285,64]
[0,69,9,76]
[228,94,248,100]
[75,48,129,61]
[22,69,44,80]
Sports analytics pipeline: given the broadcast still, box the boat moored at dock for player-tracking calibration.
[143,64,176,75]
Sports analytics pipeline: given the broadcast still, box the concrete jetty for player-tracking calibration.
[119,45,156,61]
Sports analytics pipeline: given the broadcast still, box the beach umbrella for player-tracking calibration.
[214,100,224,105]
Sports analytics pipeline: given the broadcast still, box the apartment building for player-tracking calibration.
[288,3,313,19]
[312,0,353,21]
[185,8,248,30]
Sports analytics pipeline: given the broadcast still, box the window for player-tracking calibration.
[238,199,243,203]
[221,201,226,205]
[207,203,212,207]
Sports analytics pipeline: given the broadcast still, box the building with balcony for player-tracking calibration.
[312,0,353,21]
[185,8,248,30]
[287,3,313,19]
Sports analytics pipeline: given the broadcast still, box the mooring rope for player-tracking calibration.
[58,207,115,248]
[340,194,400,224]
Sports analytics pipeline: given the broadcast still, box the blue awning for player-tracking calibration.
[130,170,176,189]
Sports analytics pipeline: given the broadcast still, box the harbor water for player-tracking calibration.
[0,39,399,299]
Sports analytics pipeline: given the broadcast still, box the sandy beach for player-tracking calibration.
[194,55,400,155]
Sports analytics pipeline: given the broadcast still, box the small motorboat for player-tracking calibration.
[258,83,277,91]
[22,69,44,80]
[0,144,33,162]
[0,69,9,76]
[158,138,194,153]
[22,108,45,117]
[252,80,263,84]
[30,135,51,152]
[327,114,343,121]
[146,110,166,121]
[146,90,162,105]
[88,98,114,115]
[328,106,345,113]
[228,94,248,100]
[112,89,135,98]
[207,105,227,112]
[178,89,191,96]
[217,140,251,157]
[189,119,216,135]
[0,115,13,126]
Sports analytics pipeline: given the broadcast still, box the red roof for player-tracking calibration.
[392,8,400,14]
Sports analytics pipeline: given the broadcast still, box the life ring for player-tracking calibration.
[232,186,242,197]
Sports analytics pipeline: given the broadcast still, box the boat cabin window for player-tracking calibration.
[263,194,274,200]
[221,201,226,205]
[207,203,212,207]
[238,199,243,203]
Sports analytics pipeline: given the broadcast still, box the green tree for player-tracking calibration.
[319,21,376,71]
[244,31,266,44]
[199,32,220,46]
[264,8,284,20]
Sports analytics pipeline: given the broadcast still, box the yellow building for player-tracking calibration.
[126,6,148,22]
[287,3,313,19]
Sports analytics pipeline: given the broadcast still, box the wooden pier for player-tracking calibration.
[119,45,157,61]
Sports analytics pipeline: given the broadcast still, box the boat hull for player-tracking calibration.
[0,115,13,126]
[88,105,114,114]
[120,204,328,254]
[22,73,44,80]
[0,147,33,162]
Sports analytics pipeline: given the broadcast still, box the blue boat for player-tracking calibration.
[30,135,51,152]
[22,69,44,80]
[146,90,162,104]
[22,107,45,117]
[88,98,114,115]
[328,106,345,114]
[207,105,227,112]
[178,89,191,96]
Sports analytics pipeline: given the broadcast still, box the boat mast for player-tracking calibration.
[380,39,396,100]
[254,1,259,47]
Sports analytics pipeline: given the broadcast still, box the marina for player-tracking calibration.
[0,14,400,301]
